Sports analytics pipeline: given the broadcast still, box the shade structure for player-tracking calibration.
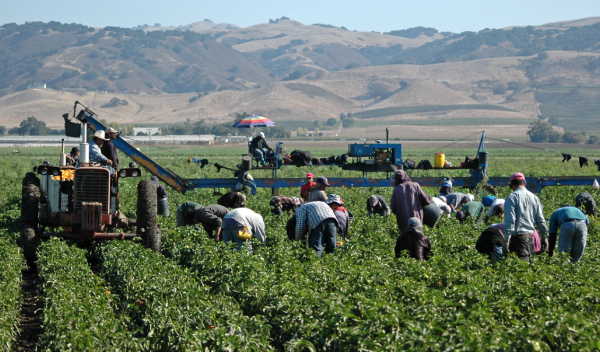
[232,114,275,128]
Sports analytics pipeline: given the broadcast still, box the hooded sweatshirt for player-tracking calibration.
[151,176,168,199]
[394,218,431,260]
[390,170,432,232]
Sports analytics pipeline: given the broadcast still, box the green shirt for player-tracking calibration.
[179,201,201,214]
[461,201,485,218]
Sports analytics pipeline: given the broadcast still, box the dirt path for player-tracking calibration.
[16,267,42,352]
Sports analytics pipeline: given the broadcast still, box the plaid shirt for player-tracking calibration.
[295,202,338,241]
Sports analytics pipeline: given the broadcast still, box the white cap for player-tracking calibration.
[259,132,265,138]
[466,194,474,202]
[90,130,109,140]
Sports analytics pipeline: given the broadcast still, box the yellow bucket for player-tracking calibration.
[434,153,445,168]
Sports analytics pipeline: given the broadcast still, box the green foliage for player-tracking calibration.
[342,117,356,127]
[537,87,600,133]
[326,118,337,126]
[587,135,600,144]
[37,238,141,350]
[526,120,561,143]
[100,97,128,108]
[0,237,24,350]
[385,26,439,38]
[562,131,587,144]
[0,126,5,135]
[507,81,526,91]
[8,116,60,136]
[492,84,507,95]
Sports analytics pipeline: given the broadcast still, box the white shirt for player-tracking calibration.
[486,198,505,218]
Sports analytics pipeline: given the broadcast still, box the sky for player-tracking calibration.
[1,0,599,33]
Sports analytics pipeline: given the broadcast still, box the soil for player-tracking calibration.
[16,267,42,352]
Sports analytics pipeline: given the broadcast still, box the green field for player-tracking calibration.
[536,87,600,133]
[2,146,600,350]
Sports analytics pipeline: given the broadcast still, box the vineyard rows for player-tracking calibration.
[536,87,600,104]
[351,118,533,128]
[353,104,514,119]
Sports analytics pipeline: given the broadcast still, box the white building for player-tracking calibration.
[27,83,46,90]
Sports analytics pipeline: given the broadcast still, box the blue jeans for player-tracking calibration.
[558,220,588,262]
[253,149,267,166]
[308,218,337,257]
[223,228,253,252]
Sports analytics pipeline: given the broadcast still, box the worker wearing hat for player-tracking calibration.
[101,127,121,170]
[300,173,316,201]
[88,130,112,166]
[503,172,548,261]
[308,176,330,202]
[249,131,273,167]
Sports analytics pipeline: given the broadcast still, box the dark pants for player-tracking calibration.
[308,218,337,257]
[509,234,534,261]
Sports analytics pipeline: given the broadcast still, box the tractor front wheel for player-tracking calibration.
[137,179,161,252]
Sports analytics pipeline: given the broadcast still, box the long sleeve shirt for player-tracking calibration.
[445,193,466,208]
[89,139,108,164]
[295,202,338,241]
[390,182,432,232]
[548,207,587,255]
[486,198,505,218]
[198,204,229,231]
[367,195,391,216]
[504,186,548,240]
[223,208,266,244]
[101,139,119,169]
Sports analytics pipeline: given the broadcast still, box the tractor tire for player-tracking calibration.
[137,180,159,251]
[21,173,41,265]
[21,227,38,266]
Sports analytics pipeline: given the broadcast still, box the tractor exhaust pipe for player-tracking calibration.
[59,138,67,166]
[80,123,90,165]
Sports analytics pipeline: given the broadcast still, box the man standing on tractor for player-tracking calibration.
[101,127,120,170]
[250,132,273,167]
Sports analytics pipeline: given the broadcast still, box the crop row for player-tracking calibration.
[536,87,600,104]
[351,117,533,128]
[353,104,514,119]
[156,184,600,350]
[93,239,272,351]
[36,238,141,351]
[539,103,600,119]
[0,235,24,351]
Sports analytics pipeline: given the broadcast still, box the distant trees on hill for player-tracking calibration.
[385,27,438,38]
[8,116,61,135]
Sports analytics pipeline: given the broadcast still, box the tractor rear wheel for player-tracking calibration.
[137,179,160,252]
[21,173,41,265]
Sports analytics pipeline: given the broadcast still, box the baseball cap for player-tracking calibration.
[465,194,474,202]
[494,204,504,216]
[259,132,265,138]
[306,173,314,178]
[105,127,121,134]
[315,176,330,187]
[326,194,344,205]
[510,173,525,182]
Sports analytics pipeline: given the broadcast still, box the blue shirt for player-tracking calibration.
[89,139,108,164]
[548,207,587,234]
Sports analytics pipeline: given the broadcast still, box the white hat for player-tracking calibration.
[466,194,474,202]
[259,132,265,138]
[438,196,447,204]
[90,130,109,140]
[105,127,121,134]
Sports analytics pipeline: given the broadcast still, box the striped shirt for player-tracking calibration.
[295,202,338,241]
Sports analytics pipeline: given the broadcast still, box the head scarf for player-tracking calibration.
[394,170,411,186]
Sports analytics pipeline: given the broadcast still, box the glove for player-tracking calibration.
[502,238,510,254]
[540,237,548,254]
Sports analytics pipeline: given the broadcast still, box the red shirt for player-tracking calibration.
[300,182,316,200]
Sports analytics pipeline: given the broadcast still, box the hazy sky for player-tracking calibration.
[2,0,598,33]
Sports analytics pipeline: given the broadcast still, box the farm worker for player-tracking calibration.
[445,192,472,211]
[575,192,597,217]
[431,196,452,218]
[250,132,273,167]
[295,201,339,256]
[195,204,229,241]
[548,205,589,262]
[491,223,541,254]
[88,130,113,167]
[367,195,391,217]
[439,177,453,197]
[151,176,169,217]
[456,201,485,224]
[269,196,303,215]
[475,226,505,262]
[503,172,549,261]
[65,146,79,166]
[222,207,266,252]
[176,201,202,230]
[394,217,431,261]
[286,214,297,241]
[308,176,330,202]
[327,194,351,240]
[300,173,316,201]
[390,170,432,232]
[101,127,120,170]
[217,191,246,209]
[484,199,505,223]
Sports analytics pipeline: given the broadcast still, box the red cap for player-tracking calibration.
[306,173,314,178]
[510,173,525,181]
